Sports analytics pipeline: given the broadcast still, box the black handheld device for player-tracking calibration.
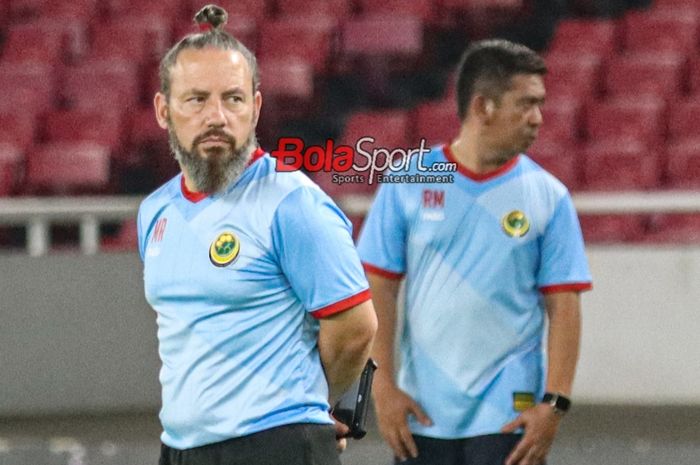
[331,358,378,439]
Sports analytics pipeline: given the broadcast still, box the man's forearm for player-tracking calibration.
[318,300,377,402]
[544,292,582,396]
[367,273,402,389]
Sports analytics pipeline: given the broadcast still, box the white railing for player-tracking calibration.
[2,191,700,256]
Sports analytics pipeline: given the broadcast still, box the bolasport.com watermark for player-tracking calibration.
[269,137,457,185]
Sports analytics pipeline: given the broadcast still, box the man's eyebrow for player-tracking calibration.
[186,88,210,95]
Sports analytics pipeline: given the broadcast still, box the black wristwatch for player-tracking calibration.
[542,392,571,416]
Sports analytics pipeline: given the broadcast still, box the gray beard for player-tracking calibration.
[168,125,256,194]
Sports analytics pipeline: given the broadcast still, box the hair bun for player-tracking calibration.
[194,4,228,31]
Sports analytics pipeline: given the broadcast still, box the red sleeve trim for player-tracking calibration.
[539,282,593,294]
[311,289,372,319]
[362,263,404,280]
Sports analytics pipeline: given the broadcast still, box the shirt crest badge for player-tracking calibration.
[209,232,240,267]
[502,210,530,238]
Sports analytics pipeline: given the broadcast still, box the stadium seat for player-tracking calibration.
[0,143,24,197]
[548,19,619,57]
[340,109,410,150]
[582,140,660,190]
[25,142,111,194]
[0,62,56,115]
[101,218,138,251]
[106,0,185,19]
[43,109,126,152]
[0,112,37,150]
[357,0,437,23]
[526,139,580,190]
[667,97,700,141]
[88,15,171,65]
[276,0,352,20]
[584,97,666,148]
[665,138,700,188]
[62,60,140,111]
[259,15,339,73]
[538,96,582,145]
[604,52,686,100]
[1,19,86,64]
[578,214,647,243]
[643,213,700,242]
[411,98,461,147]
[686,55,700,94]
[9,0,97,20]
[543,52,602,101]
[258,58,314,100]
[623,7,699,54]
[342,14,424,58]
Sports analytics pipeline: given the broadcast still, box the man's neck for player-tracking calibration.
[449,126,514,174]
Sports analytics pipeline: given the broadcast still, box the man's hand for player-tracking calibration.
[332,415,350,452]
[501,403,561,465]
[373,381,433,462]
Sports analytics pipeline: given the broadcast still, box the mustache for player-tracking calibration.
[192,129,237,147]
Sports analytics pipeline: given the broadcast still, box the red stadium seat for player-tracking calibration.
[667,97,700,140]
[584,97,666,148]
[102,218,138,252]
[276,0,352,20]
[9,0,97,20]
[106,0,185,19]
[1,18,87,64]
[342,14,424,58]
[543,52,602,101]
[686,55,700,94]
[538,96,582,145]
[0,143,24,197]
[665,138,700,188]
[582,140,660,190]
[578,214,647,243]
[259,15,339,73]
[0,62,56,114]
[62,60,140,111]
[0,112,37,150]
[643,213,700,242]
[548,19,619,57]
[412,98,461,146]
[43,109,126,151]
[340,109,410,150]
[654,0,700,8]
[258,58,314,99]
[623,7,699,53]
[604,52,686,100]
[527,139,580,190]
[25,142,111,194]
[89,15,171,65]
[357,0,437,23]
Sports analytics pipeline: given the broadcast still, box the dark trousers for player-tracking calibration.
[395,433,531,465]
[159,423,340,465]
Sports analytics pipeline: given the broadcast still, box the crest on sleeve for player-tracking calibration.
[502,210,530,238]
[209,232,240,267]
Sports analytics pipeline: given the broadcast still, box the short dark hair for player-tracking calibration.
[159,4,259,99]
[455,39,546,121]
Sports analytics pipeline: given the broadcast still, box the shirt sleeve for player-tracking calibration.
[537,193,593,293]
[356,183,407,279]
[136,206,146,262]
[272,186,371,319]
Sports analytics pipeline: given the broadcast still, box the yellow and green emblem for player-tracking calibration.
[502,210,530,238]
[209,232,240,267]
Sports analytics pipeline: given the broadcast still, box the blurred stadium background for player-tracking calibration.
[1,0,700,464]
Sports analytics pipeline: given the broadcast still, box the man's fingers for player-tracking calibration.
[398,425,419,459]
[408,399,433,426]
[336,437,347,452]
[501,415,524,433]
[384,428,410,462]
[505,437,530,465]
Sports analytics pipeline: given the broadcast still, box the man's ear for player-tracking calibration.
[253,90,262,127]
[472,95,495,122]
[154,92,169,130]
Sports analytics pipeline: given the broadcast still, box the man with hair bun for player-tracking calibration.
[358,39,592,465]
[137,5,377,465]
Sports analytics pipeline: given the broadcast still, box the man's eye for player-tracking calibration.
[227,95,243,103]
[188,96,205,103]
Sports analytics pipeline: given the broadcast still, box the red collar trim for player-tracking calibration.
[180,176,208,203]
[180,147,266,203]
[443,144,519,182]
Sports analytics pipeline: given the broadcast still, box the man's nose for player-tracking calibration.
[529,105,543,127]
[204,99,226,126]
